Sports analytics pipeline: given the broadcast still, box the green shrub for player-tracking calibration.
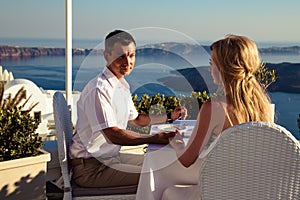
[179,91,210,120]
[128,91,209,133]
[0,83,42,161]
[255,62,277,89]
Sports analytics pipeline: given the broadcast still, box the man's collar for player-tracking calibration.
[102,67,130,89]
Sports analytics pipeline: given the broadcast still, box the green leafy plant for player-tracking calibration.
[255,62,277,89]
[128,91,209,133]
[0,82,42,161]
[179,91,210,120]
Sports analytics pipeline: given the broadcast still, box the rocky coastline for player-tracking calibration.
[0,43,299,93]
[0,45,98,57]
[158,62,300,94]
[1,43,300,58]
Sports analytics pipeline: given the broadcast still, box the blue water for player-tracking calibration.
[0,38,300,138]
[1,37,300,49]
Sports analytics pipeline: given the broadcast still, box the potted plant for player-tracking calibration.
[0,82,50,200]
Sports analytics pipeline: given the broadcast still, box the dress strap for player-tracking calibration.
[219,102,234,126]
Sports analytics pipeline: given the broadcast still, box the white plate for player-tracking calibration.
[157,124,187,132]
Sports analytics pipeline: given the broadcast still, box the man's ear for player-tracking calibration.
[103,50,109,61]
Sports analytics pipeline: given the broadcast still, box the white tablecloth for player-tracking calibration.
[136,120,201,200]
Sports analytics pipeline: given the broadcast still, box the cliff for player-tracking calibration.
[0,46,65,57]
[158,62,300,94]
[266,62,300,93]
[1,43,300,58]
[1,44,299,93]
[0,45,99,57]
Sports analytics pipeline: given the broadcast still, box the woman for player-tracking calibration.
[162,35,273,199]
[171,34,273,167]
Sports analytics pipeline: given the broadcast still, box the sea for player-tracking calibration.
[0,38,300,138]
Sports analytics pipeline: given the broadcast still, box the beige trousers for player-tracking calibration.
[71,152,144,187]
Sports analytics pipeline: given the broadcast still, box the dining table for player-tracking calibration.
[135,120,203,200]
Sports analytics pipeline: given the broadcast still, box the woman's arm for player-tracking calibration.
[170,101,219,167]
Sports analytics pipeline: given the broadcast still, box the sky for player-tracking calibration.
[0,0,300,44]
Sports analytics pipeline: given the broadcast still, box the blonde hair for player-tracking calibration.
[210,35,272,123]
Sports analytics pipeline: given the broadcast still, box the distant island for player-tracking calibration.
[0,45,94,57]
[1,42,300,58]
[0,43,299,93]
[157,62,300,94]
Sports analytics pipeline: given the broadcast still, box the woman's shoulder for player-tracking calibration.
[203,96,227,107]
[200,99,224,116]
[202,97,234,120]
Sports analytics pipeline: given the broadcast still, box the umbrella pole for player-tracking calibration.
[65,0,73,108]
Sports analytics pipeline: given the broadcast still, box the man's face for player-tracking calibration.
[104,41,136,79]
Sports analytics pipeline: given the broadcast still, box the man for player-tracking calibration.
[70,30,187,187]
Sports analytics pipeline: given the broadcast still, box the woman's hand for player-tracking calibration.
[169,131,185,152]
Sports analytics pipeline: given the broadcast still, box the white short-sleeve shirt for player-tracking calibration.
[70,67,138,159]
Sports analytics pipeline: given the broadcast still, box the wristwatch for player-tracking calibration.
[167,112,173,123]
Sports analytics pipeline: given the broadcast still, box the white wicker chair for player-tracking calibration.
[162,122,300,200]
[53,91,136,200]
[200,121,300,200]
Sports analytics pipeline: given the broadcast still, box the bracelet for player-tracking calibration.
[167,112,173,123]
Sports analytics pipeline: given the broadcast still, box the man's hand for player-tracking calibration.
[171,106,188,121]
[153,131,176,144]
[169,131,185,151]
